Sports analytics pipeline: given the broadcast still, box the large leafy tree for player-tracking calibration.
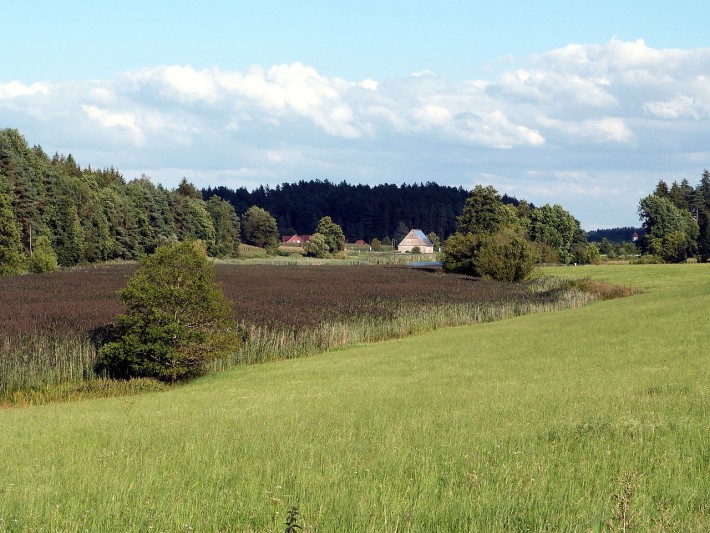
[456,185,509,236]
[528,204,580,264]
[315,216,345,254]
[97,241,239,382]
[206,195,240,258]
[241,205,279,253]
[171,188,216,250]
[638,194,698,261]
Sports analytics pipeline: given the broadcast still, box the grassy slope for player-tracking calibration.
[1,264,708,531]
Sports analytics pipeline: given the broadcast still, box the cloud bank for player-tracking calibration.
[3,38,710,228]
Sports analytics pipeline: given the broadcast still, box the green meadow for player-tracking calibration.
[1,264,708,531]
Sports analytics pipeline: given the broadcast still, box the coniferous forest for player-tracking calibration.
[204,181,521,242]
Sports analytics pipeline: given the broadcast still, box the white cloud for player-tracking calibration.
[643,95,704,119]
[4,39,710,228]
[0,81,48,99]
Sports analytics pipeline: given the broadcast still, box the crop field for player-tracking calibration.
[1,263,595,397]
[0,264,707,531]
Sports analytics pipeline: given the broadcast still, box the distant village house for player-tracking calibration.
[282,234,311,244]
[397,229,434,253]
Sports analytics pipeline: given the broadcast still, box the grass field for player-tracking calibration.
[1,264,708,531]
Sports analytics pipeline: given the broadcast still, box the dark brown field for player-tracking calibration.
[0,263,537,337]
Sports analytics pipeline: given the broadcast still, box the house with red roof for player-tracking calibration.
[282,234,311,244]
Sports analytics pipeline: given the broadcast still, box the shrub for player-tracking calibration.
[530,241,560,264]
[441,232,481,275]
[443,230,537,282]
[411,246,421,254]
[28,235,59,273]
[473,229,537,282]
[96,241,240,382]
[304,233,329,258]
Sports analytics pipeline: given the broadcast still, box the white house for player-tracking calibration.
[397,229,434,253]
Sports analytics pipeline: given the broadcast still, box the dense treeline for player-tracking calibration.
[0,129,240,272]
[587,227,642,243]
[204,181,521,242]
[638,173,710,262]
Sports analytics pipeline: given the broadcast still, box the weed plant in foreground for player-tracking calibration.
[1,263,625,402]
[0,264,707,530]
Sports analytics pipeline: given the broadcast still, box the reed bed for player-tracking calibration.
[0,263,616,399]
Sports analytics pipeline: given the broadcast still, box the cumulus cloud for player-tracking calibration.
[3,39,710,228]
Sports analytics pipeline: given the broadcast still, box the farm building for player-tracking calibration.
[282,234,311,244]
[397,229,434,253]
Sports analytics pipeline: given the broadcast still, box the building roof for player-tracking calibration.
[398,229,434,247]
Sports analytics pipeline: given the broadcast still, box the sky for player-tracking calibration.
[3,0,710,229]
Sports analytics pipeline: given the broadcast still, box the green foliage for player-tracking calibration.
[0,190,26,276]
[370,238,382,251]
[472,228,537,282]
[171,193,216,250]
[441,232,481,275]
[529,204,580,264]
[393,221,409,244]
[570,242,601,265]
[52,196,85,267]
[530,241,560,264]
[303,232,329,258]
[27,235,59,273]
[315,216,345,254]
[242,206,279,253]
[426,232,440,249]
[97,241,239,382]
[411,246,421,254]
[176,177,203,199]
[457,185,508,235]
[206,195,240,258]
[638,194,698,262]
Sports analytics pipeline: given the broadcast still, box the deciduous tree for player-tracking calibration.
[241,206,279,253]
[97,241,239,382]
[315,216,345,254]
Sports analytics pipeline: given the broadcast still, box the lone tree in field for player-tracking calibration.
[97,240,240,382]
[315,216,345,254]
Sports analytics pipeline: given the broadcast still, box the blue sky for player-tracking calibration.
[3,1,710,229]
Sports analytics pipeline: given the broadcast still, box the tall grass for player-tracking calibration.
[0,333,96,393]
[213,280,598,369]
[1,276,605,400]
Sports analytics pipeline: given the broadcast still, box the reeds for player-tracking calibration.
[0,265,620,398]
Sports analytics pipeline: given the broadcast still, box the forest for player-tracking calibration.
[204,181,521,242]
[0,128,240,273]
